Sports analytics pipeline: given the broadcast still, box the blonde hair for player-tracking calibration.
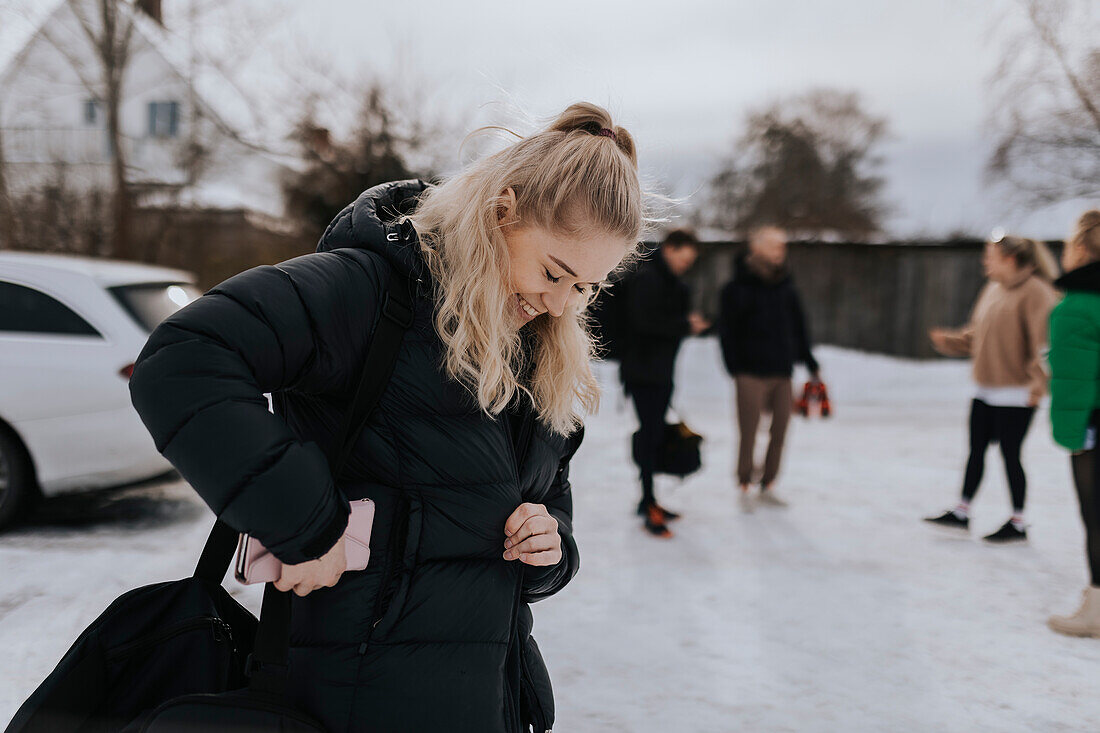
[407,102,645,435]
[994,235,1060,282]
[1070,209,1100,262]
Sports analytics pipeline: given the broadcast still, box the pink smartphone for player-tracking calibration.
[233,498,375,585]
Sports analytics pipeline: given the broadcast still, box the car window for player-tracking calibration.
[0,281,101,337]
[108,282,201,333]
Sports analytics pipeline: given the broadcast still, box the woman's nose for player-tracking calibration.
[541,289,568,318]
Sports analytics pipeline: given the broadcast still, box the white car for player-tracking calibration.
[0,251,201,528]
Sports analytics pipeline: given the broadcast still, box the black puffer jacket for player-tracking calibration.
[718,253,819,378]
[129,180,581,733]
[619,252,692,386]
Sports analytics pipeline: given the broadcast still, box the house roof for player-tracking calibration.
[0,0,63,80]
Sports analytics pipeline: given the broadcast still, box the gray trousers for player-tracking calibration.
[734,375,793,486]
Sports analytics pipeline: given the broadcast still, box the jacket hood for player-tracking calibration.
[734,251,791,286]
[1055,260,1100,295]
[316,179,431,281]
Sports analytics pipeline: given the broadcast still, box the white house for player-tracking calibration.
[0,0,297,222]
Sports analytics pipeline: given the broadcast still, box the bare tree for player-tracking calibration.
[989,0,1100,206]
[28,0,138,258]
[283,83,441,235]
[706,88,889,240]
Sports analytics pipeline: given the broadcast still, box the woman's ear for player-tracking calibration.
[497,187,517,226]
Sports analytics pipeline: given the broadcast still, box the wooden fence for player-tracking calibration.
[684,240,1062,359]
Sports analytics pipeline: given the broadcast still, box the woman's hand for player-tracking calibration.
[274,536,347,597]
[928,328,950,353]
[503,503,562,566]
[688,312,711,335]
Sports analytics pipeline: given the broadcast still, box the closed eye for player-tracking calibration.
[547,268,592,294]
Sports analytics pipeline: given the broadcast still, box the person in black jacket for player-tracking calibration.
[128,103,645,733]
[718,225,819,513]
[621,228,709,537]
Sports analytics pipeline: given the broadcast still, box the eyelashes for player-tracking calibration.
[544,268,587,294]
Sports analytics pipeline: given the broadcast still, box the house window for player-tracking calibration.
[83,99,101,125]
[147,101,179,138]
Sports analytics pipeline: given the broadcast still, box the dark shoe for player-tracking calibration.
[923,509,969,530]
[983,520,1027,543]
[656,504,681,521]
[644,505,673,538]
[636,500,680,522]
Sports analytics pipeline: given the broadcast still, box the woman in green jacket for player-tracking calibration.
[1047,209,1100,638]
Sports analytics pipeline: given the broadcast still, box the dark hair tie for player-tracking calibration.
[597,127,618,143]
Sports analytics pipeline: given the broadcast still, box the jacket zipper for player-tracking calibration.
[503,404,537,732]
[105,616,234,662]
[357,494,410,657]
[519,643,549,731]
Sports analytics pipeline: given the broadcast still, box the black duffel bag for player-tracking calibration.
[633,420,704,478]
[4,522,322,733]
[120,574,324,733]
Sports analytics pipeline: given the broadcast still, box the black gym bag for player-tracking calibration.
[5,265,413,733]
[632,420,704,478]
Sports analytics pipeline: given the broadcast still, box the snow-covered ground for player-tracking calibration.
[2,339,1097,732]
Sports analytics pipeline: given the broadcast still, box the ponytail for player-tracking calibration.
[995,235,1060,282]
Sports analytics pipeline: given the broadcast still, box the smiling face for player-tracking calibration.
[501,222,628,326]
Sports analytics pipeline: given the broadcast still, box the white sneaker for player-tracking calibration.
[757,489,788,507]
[739,490,755,514]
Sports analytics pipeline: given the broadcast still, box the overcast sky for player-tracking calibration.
[266,0,1096,240]
[3,0,1096,239]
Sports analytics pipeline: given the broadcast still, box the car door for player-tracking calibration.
[0,277,135,487]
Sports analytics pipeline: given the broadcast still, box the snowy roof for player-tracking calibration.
[0,0,63,79]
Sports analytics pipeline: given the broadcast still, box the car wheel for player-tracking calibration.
[0,430,35,529]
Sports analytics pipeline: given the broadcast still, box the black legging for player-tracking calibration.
[961,398,1035,511]
[628,382,672,507]
[1071,411,1100,586]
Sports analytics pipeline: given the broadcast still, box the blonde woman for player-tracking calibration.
[925,235,1060,542]
[129,103,644,733]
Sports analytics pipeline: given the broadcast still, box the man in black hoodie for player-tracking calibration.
[621,229,709,537]
[719,225,819,512]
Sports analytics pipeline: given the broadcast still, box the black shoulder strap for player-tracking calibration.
[193,260,415,695]
[329,264,414,481]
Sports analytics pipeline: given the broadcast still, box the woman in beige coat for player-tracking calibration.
[924,235,1059,542]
